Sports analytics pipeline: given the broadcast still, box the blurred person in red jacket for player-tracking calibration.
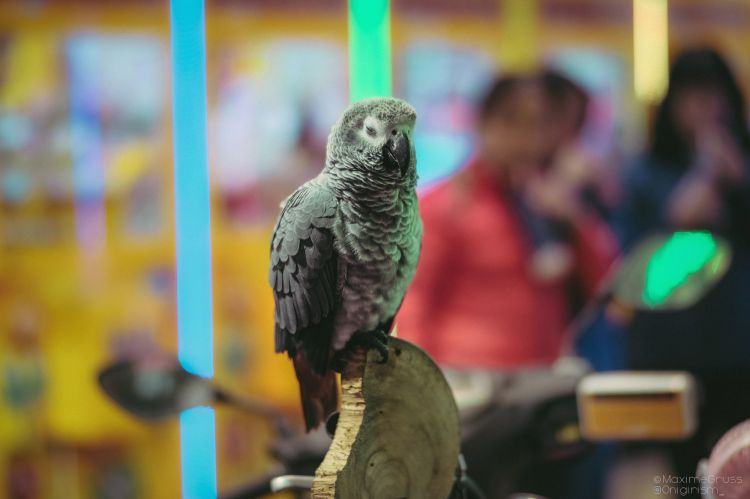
[396,73,618,369]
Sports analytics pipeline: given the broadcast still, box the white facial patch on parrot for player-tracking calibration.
[359,116,387,145]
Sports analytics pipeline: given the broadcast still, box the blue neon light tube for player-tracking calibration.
[170,0,216,497]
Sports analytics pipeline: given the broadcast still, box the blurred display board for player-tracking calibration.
[210,38,345,225]
[398,40,493,186]
[547,47,627,157]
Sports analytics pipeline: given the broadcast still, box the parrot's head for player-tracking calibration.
[326,97,417,183]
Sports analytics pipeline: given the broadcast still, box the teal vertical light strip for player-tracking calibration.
[171,0,213,379]
[348,0,392,101]
[180,407,217,499]
[170,0,217,498]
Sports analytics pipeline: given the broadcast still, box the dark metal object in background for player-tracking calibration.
[98,359,290,435]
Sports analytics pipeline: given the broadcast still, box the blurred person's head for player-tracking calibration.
[541,69,589,145]
[476,74,556,181]
[651,47,750,166]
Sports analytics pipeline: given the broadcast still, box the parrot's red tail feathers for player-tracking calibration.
[292,354,339,432]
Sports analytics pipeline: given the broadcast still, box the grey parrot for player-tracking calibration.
[269,97,422,431]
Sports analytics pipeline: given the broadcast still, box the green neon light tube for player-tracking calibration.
[349,0,392,101]
[643,231,718,306]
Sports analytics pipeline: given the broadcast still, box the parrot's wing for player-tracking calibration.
[269,183,338,373]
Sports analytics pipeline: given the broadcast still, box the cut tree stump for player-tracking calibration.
[312,337,460,499]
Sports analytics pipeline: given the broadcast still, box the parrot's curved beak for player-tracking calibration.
[384,131,411,177]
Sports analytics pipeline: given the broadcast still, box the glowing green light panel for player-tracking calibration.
[349,0,392,101]
[643,231,718,306]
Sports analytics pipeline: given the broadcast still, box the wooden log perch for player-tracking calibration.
[312,337,460,499]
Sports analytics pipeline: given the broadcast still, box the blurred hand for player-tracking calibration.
[694,125,745,184]
[554,142,599,190]
[524,169,583,224]
[667,171,722,229]
[667,124,743,229]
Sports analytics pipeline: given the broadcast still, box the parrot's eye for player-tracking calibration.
[366,126,377,137]
[391,129,398,136]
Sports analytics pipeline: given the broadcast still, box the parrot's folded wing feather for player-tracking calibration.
[269,183,339,373]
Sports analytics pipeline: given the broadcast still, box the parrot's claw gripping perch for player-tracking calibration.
[332,329,390,372]
[369,329,390,364]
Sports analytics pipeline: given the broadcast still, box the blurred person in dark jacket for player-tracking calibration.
[615,47,750,494]
[618,48,750,247]
[396,74,618,369]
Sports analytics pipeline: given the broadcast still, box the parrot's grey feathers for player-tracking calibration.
[269,181,339,373]
[284,296,297,331]
[294,288,309,325]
